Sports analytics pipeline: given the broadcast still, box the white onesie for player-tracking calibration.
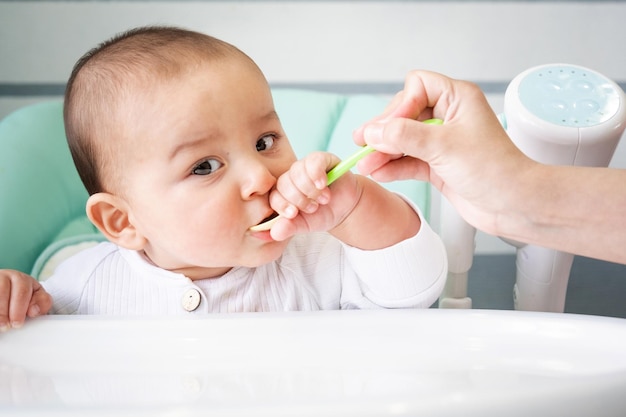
[43,204,447,314]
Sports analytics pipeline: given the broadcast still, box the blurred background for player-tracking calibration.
[1,0,625,315]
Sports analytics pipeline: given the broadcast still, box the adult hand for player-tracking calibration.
[353,70,533,237]
[353,70,626,264]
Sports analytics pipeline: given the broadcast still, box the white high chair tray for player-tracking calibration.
[1,309,626,416]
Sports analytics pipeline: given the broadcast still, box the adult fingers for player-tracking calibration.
[354,70,454,148]
[362,117,447,164]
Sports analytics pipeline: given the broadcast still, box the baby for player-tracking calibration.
[0,26,446,329]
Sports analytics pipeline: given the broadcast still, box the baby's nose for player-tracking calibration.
[239,159,276,199]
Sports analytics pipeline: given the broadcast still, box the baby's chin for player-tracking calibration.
[161,238,293,279]
[246,238,292,265]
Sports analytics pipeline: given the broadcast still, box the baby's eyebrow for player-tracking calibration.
[167,109,279,159]
[261,110,279,121]
[168,136,210,160]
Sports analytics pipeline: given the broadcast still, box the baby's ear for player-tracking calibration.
[86,193,146,250]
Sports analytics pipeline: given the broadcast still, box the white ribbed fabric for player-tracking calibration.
[43,202,446,315]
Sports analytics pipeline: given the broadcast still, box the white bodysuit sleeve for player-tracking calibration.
[339,196,447,309]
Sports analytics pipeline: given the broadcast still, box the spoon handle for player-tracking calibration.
[325,117,443,185]
[326,145,375,185]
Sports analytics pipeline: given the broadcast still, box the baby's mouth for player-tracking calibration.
[259,212,279,225]
[249,212,280,232]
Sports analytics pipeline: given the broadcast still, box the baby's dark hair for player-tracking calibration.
[64,26,256,195]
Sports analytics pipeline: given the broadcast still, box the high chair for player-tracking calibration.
[6,89,626,417]
[0,89,430,278]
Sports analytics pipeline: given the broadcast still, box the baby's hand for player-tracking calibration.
[269,151,361,240]
[0,270,52,332]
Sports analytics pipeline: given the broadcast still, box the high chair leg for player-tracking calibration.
[439,196,475,309]
[514,245,574,312]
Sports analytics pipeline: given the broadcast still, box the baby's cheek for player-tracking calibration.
[274,156,297,178]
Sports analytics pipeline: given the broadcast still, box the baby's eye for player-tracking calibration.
[256,135,275,152]
[192,158,222,175]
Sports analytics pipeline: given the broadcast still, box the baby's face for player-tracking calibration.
[116,59,297,279]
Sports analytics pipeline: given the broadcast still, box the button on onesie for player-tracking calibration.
[181,288,201,312]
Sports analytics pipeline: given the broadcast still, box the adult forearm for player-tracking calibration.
[498,164,626,264]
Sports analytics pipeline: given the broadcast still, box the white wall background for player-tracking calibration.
[1,0,625,254]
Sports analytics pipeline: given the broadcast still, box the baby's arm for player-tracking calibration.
[0,269,52,331]
[270,151,420,249]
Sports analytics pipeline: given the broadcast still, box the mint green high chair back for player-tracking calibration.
[0,89,430,278]
[0,101,95,274]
